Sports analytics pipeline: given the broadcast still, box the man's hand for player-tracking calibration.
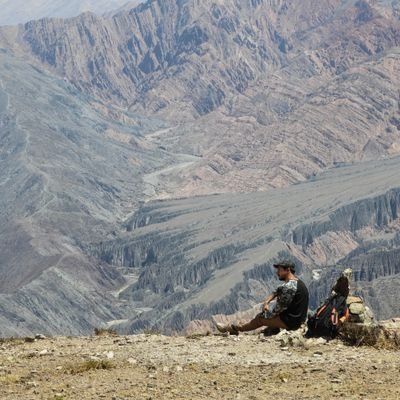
[262,294,276,312]
[263,293,276,311]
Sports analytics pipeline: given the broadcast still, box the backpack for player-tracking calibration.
[306,294,349,338]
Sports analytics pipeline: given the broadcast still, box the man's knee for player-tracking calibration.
[265,316,288,329]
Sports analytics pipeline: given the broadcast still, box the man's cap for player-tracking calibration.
[273,260,295,271]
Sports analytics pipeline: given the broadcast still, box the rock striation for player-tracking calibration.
[0,49,178,336]
[0,1,400,335]
[1,0,399,196]
[0,0,136,26]
[88,157,400,334]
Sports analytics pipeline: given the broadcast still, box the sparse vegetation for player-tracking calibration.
[274,371,290,383]
[340,324,400,349]
[0,374,22,385]
[186,332,211,340]
[94,328,118,337]
[0,337,25,345]
[64,359,115,375]
[1,334,400,399]
[143,329,162,336]
[375,328,400,350]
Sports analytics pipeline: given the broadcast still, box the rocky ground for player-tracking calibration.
[0,331,399,400]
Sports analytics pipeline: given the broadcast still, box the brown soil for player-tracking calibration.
[0,333,399,400]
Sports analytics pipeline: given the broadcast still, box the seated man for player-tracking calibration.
[217,260,309,335]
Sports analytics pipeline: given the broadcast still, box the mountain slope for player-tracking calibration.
[1,0,400,336]
[0,48,175,336]
[5,0,399,197]
[0,0,138,26]
[90,156,400,333]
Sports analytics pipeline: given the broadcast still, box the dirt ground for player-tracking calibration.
[0,332,399,400]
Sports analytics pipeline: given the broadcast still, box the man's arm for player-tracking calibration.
[263,292,277,311]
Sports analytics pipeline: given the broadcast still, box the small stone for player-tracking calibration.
[35,334,46,340]
[39,349,48,356]
[176,366,183,372]
[127,358,137,365]
[106,351,114,359]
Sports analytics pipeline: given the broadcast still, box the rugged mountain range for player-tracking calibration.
[0,0,138,26]
[0,48,177,335]
[2,0,399,197]
[0,0,400,335]
[94,158,400,333]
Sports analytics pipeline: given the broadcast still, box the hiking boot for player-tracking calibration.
[262,327,280,337]
[216,323,240,336]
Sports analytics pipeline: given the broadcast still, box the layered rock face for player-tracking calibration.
[4,0,398,196]
[0,0,136,26]
[0,0,400,336]
[0,49,178,336]
[88,158,400,333]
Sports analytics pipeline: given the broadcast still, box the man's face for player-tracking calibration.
[276,266,289,281]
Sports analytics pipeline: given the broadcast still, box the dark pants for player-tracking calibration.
[237,312,288,332]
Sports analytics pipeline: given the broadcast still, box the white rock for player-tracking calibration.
[35,334,47,340]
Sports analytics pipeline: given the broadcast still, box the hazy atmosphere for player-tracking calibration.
[0,1,399,398]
